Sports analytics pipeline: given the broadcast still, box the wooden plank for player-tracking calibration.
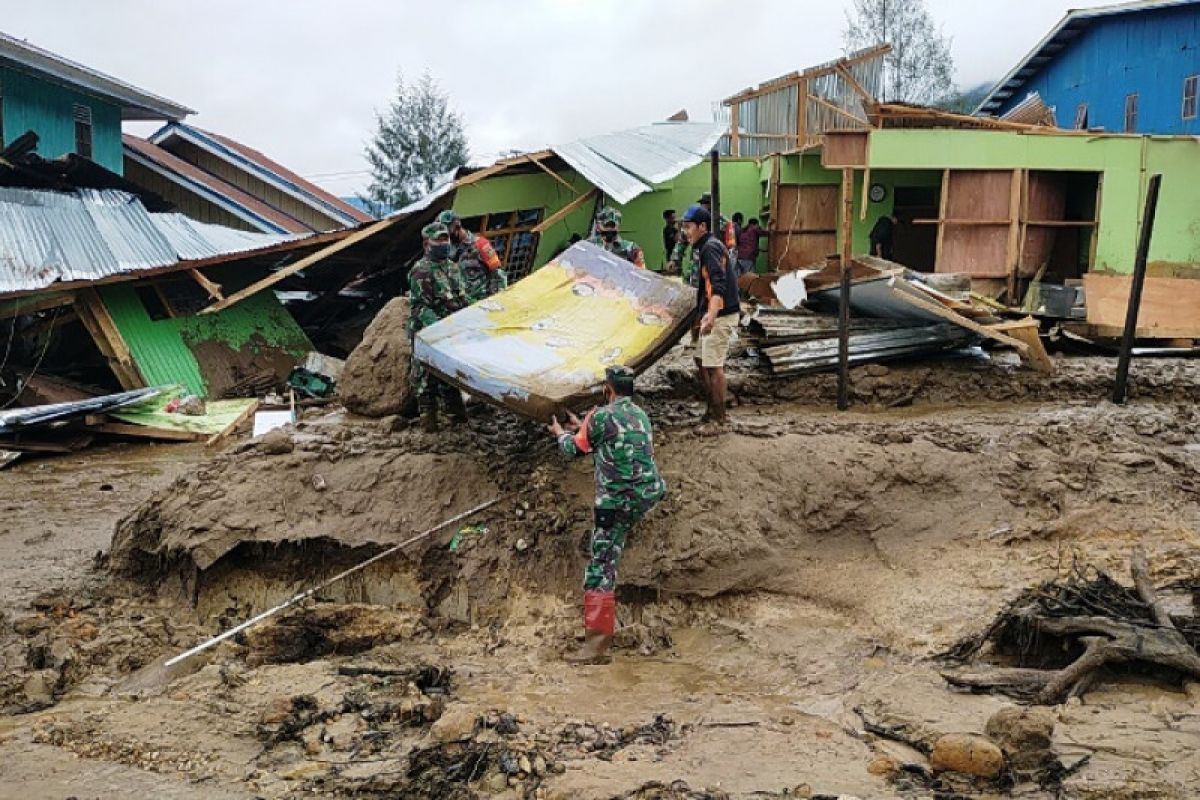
[206,398,259,447]
[934,169,949,271]
[188,268,224,301]
[525,153,579,196]
[85,420,205,442]
[531,188,598,234]
[730,103,740,157]
[74,289,144,390]
[201,215,402,314]
[808,93,869,127]
[821,131,869,168]
[1006,169,1023,301]
[993,317,1054,373]
[796,78,808,149]
[889,286,1033,357]
[1084,273,1200,336]
[0,292,75,320]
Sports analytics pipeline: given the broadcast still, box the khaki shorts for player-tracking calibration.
[696,312,738,368]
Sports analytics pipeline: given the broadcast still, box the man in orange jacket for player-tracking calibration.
[438,209,507,302]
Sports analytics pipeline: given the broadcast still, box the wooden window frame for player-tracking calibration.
[1073,102,1088,130]
[1124,93,1138,133]
[73,103,93,160]
[1184,75,1199,121]
[463,208,544,279]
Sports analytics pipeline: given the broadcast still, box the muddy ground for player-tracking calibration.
[2,351,1200,799]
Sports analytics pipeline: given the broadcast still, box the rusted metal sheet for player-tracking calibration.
[414,241,697,420]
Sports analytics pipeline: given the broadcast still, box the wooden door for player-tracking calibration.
[770,184,838,271]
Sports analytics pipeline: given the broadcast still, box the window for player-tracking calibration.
[459,208,544,280]
[73,103,93,159]
[1074,103,1089,130]
[1124,93,1138,133]
[1184,75,1199,121]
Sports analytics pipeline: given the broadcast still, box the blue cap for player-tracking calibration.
[682,204,711,225]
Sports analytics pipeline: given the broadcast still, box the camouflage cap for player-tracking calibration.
[595,207,622,228]
[421,222,450,241]
[436,209,459,226]
[604,365,635,395]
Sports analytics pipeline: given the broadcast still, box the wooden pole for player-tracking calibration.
[710,150,721,240]
[1112,173,1162,404]
[837,168,854,411]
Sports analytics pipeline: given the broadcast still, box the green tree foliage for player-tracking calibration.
[364,71,469,209]
[844,0,956,105]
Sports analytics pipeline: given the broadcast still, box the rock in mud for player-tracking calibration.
[338,296,413,417]
[430,704,479,743]
[22,669,58,705]
[257,428,294,455]
[929,733,1005,778]
[985,705,1055,771]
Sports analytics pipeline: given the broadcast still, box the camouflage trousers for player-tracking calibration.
[409,355,457,409]
[583,497,659,593]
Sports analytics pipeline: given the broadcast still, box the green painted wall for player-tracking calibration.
[0,66,124,173]
[99,270,311,396]
[452,159,767,272]
[858,129,1200,274]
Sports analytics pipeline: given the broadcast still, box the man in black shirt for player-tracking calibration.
[680,204,740,433]
[869,213,899,261]
[662,209,678,272]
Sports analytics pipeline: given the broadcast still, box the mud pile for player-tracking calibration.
[337,296,413,417]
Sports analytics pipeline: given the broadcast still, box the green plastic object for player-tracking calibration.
[448,524,489,552]
[287,367,335,398]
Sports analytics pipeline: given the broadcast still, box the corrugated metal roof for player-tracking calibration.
[975,0,1200,115]
[0,187,296,294]
[550,122,726,205]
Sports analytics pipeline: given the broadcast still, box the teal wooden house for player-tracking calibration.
[0,30,192,173]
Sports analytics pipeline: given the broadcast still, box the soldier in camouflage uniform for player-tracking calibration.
[409,222,471,432]
[666,193,736,285]
[589,207,646,269]
[549,366,666,664]
[437,209,507,302]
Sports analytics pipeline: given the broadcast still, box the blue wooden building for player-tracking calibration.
[977,0,1200,135]
[0,31,191,173]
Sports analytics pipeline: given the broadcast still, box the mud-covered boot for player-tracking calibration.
[420,404,439,433]
[445,392,468,425]
[564,630,613,665]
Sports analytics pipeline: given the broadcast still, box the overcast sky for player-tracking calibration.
[3,0,1091,197]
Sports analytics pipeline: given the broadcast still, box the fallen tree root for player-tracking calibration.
[941,547,1200,704]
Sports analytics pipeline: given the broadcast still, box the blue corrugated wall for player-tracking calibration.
[0,66,124,173]
[996,4,1200,135]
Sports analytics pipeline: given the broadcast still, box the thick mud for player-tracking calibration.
[3,353,1200,798]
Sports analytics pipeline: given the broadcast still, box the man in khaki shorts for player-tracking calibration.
[680,204,740,433]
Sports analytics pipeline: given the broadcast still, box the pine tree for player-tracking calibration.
[363,71,469,210]
[844,0,956,105]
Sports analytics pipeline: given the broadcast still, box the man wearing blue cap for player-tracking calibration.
[680,203,739,432]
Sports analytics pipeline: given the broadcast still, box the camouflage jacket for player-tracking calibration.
[455,230,508,303]
[588,234,646,269]
[558,397,666,510]
[408,256,470,333]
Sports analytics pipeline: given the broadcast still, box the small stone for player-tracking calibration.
[486,772,509,793]
[515,538,529,552]
[929,733,1005,778]
[429,705,478,743]
[518,755,532,774]
[985,705,1055,771]
[22,669,58,705]
[865,364,890,377]
[867,755,899,776]
[258,428,294,455]
[260,696,293,725]
[791,785,812,798]
[532,755,547,776]
[311,474,327,491]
